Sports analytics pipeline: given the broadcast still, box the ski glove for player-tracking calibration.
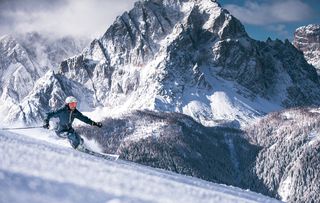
[43,123,50,129]
[93,122,102,128]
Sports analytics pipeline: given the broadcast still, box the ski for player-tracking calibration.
[77,145,119,161]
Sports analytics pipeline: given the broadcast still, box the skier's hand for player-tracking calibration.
[93,122,102,128]
[43,123,50,129]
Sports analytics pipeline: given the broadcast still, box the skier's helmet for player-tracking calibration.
[65,96,77,104]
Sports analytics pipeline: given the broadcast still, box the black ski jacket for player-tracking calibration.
[44,105,94,132]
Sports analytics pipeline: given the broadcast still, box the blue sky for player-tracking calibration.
[219,0,320,41]
[0,0,319,41]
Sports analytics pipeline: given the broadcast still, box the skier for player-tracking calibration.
[43,96,102,149]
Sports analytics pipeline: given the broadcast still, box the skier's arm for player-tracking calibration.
[75,110,102,128]
[74,110,94,125]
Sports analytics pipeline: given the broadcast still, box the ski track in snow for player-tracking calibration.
[0,131,281,203]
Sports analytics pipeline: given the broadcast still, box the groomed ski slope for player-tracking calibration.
[0,130,281,203]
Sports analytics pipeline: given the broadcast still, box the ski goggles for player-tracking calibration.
[68,102,77,108]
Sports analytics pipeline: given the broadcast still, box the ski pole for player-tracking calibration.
[0,126,44,131]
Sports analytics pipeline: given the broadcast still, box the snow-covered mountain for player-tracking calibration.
[0,128,281,203]
[244,107,320,202]
[0,33,89,123]
[10,0,320,126]
[293,24,320,71]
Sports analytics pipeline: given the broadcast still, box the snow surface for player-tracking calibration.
[179,66,282,127]
[0,129,281,203]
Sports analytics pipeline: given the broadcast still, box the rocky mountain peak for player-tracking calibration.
[54,0,255,125]
[293,24,320,70]
[295,24,320,43]
[0,35,34,69]
[0,34,18,49]
[95,0,246,67]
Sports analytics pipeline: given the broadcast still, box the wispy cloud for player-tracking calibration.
[224,0,314,25]
[266,24,290,39]
[0,0,137,38]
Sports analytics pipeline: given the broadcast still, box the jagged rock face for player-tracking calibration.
[0,35,41,115]
[77,110,260,189]
[59,0,256,120]
[58,0,320,126]
[293,24,320,71]
[244,107,320,202]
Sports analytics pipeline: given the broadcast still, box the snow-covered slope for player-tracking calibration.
[244,107,320,202]
[9,0,320,127]
[293,24,320,71]
[0,130,280,203]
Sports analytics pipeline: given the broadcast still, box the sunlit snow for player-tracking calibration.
[0,129,280,203]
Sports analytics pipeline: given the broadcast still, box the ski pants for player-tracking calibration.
[56,128,83,149]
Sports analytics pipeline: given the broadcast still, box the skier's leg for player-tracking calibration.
[67,129,84,149]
